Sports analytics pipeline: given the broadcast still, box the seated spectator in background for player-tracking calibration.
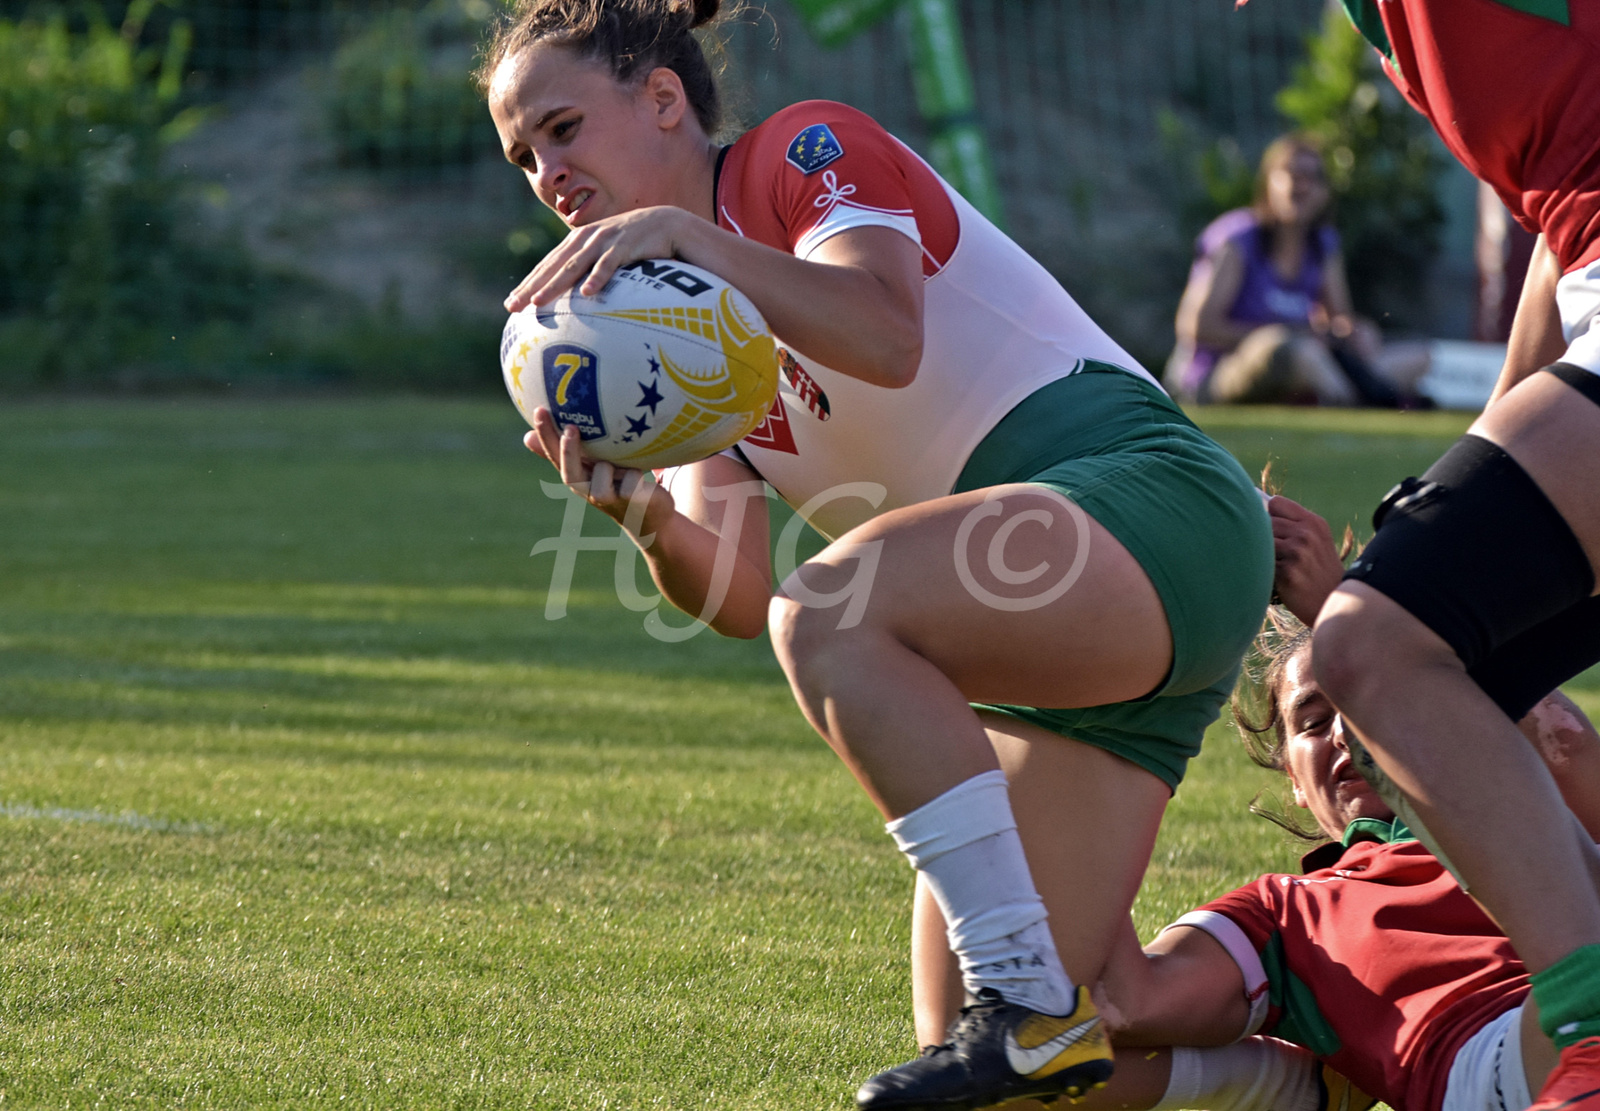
[1167,135,1431,406]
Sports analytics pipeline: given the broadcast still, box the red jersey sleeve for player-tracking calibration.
[1162,879,1284,1037]
[1198,877,1284,951]
[716,101,959,276]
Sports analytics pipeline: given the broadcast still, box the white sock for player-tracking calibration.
[887,770,1074,1015]
[1158,1040,1321,1111]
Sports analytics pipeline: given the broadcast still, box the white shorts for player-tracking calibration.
[1442,1004,1534,1111]
[1557,259,1600,374]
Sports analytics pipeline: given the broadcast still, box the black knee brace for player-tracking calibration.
[1469,595,1600,721]
[1343,434,1595,691]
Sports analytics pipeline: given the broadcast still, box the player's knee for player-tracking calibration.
[769,582,888,692]
[1309,599,1376,713]
[1311,588,1410,710]
[767,590,834,678]
[1313,586,1464,714]
[767,592,803,664]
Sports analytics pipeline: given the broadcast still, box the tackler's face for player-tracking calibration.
[489,42,683,228]
[1279,646,1391,839]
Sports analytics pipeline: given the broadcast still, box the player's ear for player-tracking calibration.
[642,66,689,131]
[1289,774,1309,809]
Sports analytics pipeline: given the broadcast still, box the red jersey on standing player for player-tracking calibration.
[1340,0,1600,272]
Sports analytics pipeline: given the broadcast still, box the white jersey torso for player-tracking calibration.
[704,101,1159,541]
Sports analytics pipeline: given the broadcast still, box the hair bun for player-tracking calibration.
[669,0,722,30]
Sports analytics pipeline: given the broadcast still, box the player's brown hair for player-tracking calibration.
[1231,608,1327,843]
[1231,466,1360,842]
[476,0,730,135]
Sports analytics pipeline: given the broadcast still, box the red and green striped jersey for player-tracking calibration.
[1341,0,1600,272]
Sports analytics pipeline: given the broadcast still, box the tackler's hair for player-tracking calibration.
[1230,607,1327,843]
[1232,463,1360,842]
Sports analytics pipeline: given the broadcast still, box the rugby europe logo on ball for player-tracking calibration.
[501,260,781,471]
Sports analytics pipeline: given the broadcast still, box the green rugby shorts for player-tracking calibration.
[953,362,1273,790]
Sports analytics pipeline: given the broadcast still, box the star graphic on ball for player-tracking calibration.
[636,380,664,413]
[625,414,651,437]
[646,355,661,377]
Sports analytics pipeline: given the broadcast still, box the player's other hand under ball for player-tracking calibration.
[526,411,673,540]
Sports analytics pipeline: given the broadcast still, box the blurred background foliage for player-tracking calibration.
[0,0,258,382]
[322,0,496,171]
[0,0,1454,392]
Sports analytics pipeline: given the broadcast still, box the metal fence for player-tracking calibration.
[0,0,1330,382]
[720,0,1327,354]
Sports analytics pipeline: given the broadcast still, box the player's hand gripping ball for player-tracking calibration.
[501,260,780,471]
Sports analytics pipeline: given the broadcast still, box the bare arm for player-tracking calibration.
[1488,234,1567,405]
[1518,690,1600,841]
[1100,920,1252,1048]
[529,415,774,638]
[1180,241,1254,353]
[508,211,926,388]
[1317,250,1360,341]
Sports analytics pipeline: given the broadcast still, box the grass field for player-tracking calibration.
[0,398,1580,1108]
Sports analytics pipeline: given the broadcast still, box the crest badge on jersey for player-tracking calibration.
[779,348,830,421]
[543,342,607,441]
[786,123,845,175]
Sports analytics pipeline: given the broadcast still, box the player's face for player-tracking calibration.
[1265,149,1330,226]
[489,42,681,227]
[1279,646,1392,839]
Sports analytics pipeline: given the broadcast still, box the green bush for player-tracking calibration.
[1155,108,1255,243]
[322,0,497,172]
[0,1,270,383]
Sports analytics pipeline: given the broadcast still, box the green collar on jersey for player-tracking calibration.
[1339,0,1393,62]
[1299,816,1417,874]
[1342,816,1417,848]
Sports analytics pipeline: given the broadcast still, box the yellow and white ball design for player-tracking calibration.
[500,260,780,472]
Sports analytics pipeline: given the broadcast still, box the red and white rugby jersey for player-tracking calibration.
[1341,0,1600,273]
[1179,829,1529,1111]
[709,101,1156,540]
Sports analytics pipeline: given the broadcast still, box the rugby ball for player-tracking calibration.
[500,259,780,471]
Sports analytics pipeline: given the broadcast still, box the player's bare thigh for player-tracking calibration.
[778,482,1174,709]
[1471,371,1600,582]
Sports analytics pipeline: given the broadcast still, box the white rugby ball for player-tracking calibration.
[500,259,780,471]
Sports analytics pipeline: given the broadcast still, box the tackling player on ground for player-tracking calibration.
[985,495,1600,1111]
[478,1,1272,1106]
[1292,5,1600,1109]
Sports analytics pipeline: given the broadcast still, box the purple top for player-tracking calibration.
[1176,208,1340,397]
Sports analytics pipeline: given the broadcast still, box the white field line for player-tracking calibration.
[0,803,216,835]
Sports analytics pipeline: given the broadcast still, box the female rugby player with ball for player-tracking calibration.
[479,2,1271,1107]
